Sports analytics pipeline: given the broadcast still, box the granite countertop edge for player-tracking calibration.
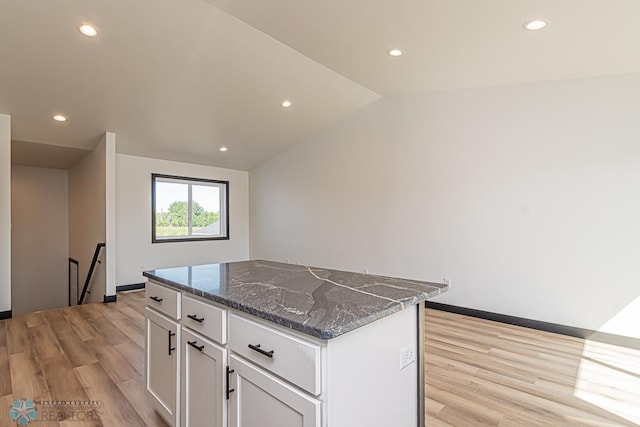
[143,262,448,340]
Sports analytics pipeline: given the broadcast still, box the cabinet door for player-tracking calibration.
[228,355,321,427]
[145,307,180,427]
[181,329,227,427]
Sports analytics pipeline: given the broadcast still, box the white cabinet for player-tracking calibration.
[228,355,321,427]
[181,328,227,427]
[145,307,181,427]
[145,279,422,427]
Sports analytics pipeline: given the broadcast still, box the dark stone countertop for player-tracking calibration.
[143,260,448,339]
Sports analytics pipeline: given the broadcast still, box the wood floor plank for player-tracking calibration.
[118,305,146,325]
[88,338,141,385]
[423,416,456,427]
[86,316,129,346]
[111,316,145,348]
[74,362,146,427]
[43,310,73,333]
[9,350,51,401]
[0,345,11,397]
[425,396,445,417]
[51,327,98,369]
[96,302,128,320]
[22,312,46,328]
[27,322,64,362]
[0,322,6,347]
[75,303,108,320]
[0,394,16,427]
[62,309,100,342]
[428,366,598,426]
[114,340,145,376]
[119,291,147,315]
[427,343,540,384]
[6,317,30,355]
[116,376,168,427]
[39,354,88,402]
[425,308,640,426]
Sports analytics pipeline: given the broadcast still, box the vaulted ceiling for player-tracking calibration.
[2,0,639,170]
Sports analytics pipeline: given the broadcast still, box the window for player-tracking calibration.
[152,174,229,242]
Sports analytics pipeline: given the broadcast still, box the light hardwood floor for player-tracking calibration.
[1,292,638,426]
[425,310,640,426]
[0,291,167,427]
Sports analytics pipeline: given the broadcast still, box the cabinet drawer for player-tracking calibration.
[181,295,227,344]
[228,314,321,396]
[146,281,181,320]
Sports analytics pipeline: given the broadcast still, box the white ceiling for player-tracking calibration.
[208,0,640,95]
[1,0,639,170]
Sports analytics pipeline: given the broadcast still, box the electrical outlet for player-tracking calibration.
[444,277,451,286]
[400,343,416,370]
[362,268,369,274]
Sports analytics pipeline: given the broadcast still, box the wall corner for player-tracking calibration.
[0,114,11,312]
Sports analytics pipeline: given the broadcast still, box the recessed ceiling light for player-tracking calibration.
[78,23,98,37]
[387,49,404,57]
[281,100,292,108]
[523,20,547,30]
[53,115,67,122]
[219,146,228,152]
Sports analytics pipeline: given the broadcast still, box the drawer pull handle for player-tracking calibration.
[187,340,205,351]
[187,314,205,323]
[248,344,274,358]
[226,366,235,400]
[150,296,163,303]
[168,331,176,355]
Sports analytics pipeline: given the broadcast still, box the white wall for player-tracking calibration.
[250,73,640,339]
[69,137,107,303]
[11,166,69,314]
[0,115,10,313]
[116,154,249,286]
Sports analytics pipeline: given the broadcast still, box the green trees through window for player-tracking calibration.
[155,201,220,229]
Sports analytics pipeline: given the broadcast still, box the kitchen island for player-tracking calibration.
[143,260,448,427]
